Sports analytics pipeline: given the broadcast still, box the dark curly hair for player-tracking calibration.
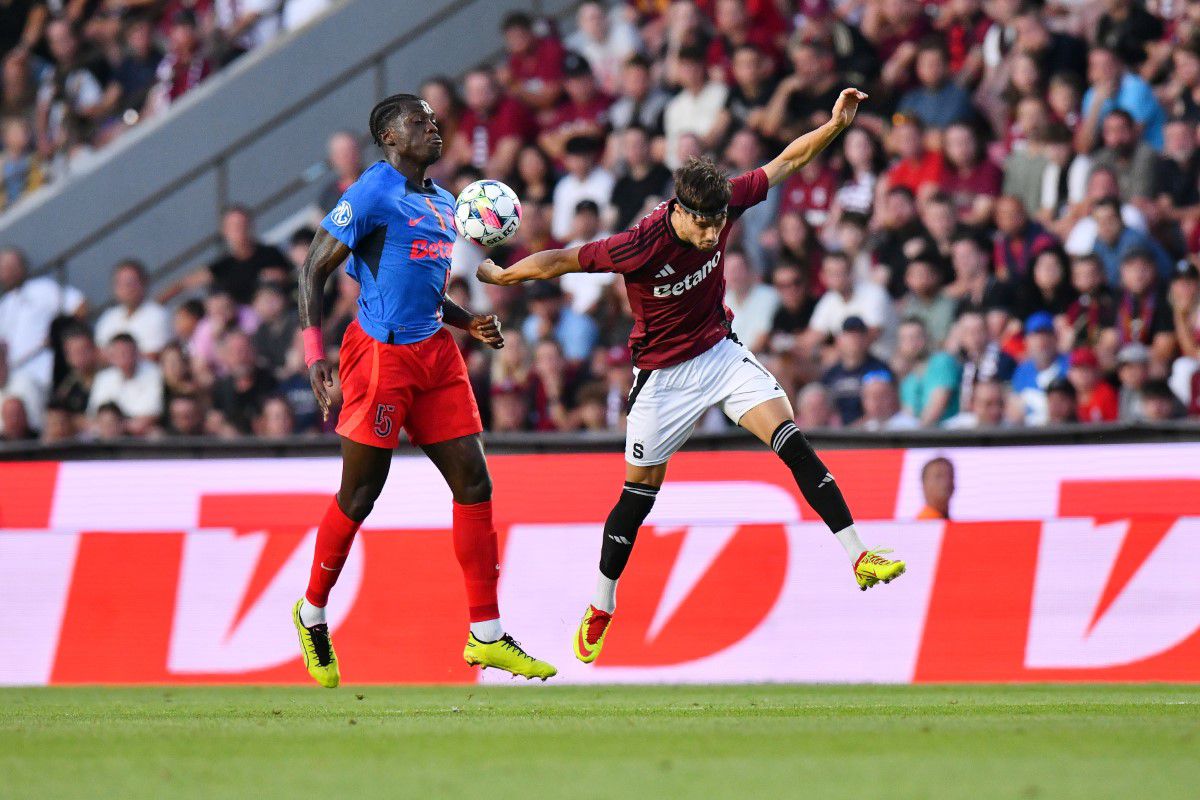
[674,157,731,216]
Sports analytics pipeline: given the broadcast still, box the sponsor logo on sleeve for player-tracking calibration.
[331,200,353,227]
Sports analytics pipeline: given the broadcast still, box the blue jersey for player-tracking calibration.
[321,161,457,345]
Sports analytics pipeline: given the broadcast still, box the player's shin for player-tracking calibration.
[594,482,659,612]
[769,421,865,561]
[301,498,363,626]
[452,500,504,642]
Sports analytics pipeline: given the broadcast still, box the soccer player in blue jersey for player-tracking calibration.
[290,93,556,686]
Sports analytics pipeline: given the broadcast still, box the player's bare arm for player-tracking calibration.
[298,227,351,420]
[762,88,868,188]
[475,247,583,286]
[441,295,504,349]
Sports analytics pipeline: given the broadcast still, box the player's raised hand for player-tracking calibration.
[469,313,504,349]
[831,88,868,129]
[308,359,336,420]
[476,259,504,286]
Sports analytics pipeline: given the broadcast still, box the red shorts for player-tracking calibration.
[335,320,483,448]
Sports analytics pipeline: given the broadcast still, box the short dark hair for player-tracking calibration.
[368,93,423,147]
[674,157,731,216]
[501,12,533,31]
[1104,108,1135,128]
[110,333,137,348]
[677,45,707,65]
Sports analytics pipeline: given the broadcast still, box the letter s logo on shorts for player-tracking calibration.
[331,200,353,227]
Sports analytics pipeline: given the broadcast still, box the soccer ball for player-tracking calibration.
[454,179,522,248]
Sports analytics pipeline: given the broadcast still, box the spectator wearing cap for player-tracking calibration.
[1067,346,1118,422]
[1090,200,1173,285]
[917,457,955,520]
[1114,250,1175,362]
[898,252,955,347]
[943,378,1012,429]
[610,124,672,231]
[538,52,613,160]
[663,45,727,169]
[897,38,975,130]
[856,370,918,431]
[1115,341,1152,420]
[724,249,779,353]
[94,260,172,357]
[821,316,891,426]
[1078,47,1165,153]
[87,333,163,435]
[499,12,566,112]
[1011,311,1068,425]
[550,134,613,242]
[521,280,599,363]
[565,1,642,96]
[607,54,669,136]
[0,246,87,388]
[1045,376,1079,424]
[453,66,537,179]
[1168,262,1200,408]
[807,252,897,357]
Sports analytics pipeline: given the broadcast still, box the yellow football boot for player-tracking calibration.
[854,548,907,591]
[463,633,557,680]
[573,605,613,664]
[292,598,340,688]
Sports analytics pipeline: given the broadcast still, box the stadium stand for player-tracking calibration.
[2,0,1200,448]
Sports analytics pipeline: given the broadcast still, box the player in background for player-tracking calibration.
[292,93,556,686]
[477,88,906,665]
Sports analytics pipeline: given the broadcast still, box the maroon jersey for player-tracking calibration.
[578,168,769,369]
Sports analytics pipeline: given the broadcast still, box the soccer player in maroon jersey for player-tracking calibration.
[477,88,908,664]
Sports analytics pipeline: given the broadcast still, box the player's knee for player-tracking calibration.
[454,464,493,505]
[339,480,384,521]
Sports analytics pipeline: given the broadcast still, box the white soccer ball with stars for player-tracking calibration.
[454,179,522,248]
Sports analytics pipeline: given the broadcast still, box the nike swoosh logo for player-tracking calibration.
[408,216,425,226]
[319,562,339,572]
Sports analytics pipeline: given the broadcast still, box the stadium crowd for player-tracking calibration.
[0,0,333,212]
[4,0,1200,444]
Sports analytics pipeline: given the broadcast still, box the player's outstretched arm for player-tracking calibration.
[298,228,351,420]
[475,248,583,287]
[762,88,868,188]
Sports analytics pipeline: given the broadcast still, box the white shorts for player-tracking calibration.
[625,336,787,466]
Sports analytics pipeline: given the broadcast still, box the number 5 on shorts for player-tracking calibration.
[374,403,397,438]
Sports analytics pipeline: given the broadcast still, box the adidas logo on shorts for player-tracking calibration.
[653,264,676,279]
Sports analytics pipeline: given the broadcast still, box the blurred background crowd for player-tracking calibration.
[3,0,1200,445]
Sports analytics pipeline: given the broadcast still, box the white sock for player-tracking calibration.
[834,524,866,564]
[471,618,504,642]
[593,573,617,613]
[299,598,326,627]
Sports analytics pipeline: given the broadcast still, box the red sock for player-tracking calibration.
[452,500,500,622]
[305,498,362,607]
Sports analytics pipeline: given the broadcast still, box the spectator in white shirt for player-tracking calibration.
[565,1,642,95]
[561,199,614,314]
[282,0,331,31]
[551,134,614,241]
[93,260,172,357]
[87,333,163,435]
[724,249,779,352]
[215,0,283,61]
[0,246,86,387]
[663,46,728,169]
[0,341,47,436]
[806,251,897,357]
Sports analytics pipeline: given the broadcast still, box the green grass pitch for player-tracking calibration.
[3,684,1197,799]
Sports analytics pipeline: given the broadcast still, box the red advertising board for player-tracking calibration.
[1,444,1198,684]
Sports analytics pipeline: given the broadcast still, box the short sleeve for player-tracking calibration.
[926,352,962,390]
[729,169,769,209]
[578,225,655,275]
[321,178,383,251]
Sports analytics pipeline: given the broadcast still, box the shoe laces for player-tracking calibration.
[585,608,611,645]
[308,623,333,666]
[499,634,535,662]
[860,547,894,568]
